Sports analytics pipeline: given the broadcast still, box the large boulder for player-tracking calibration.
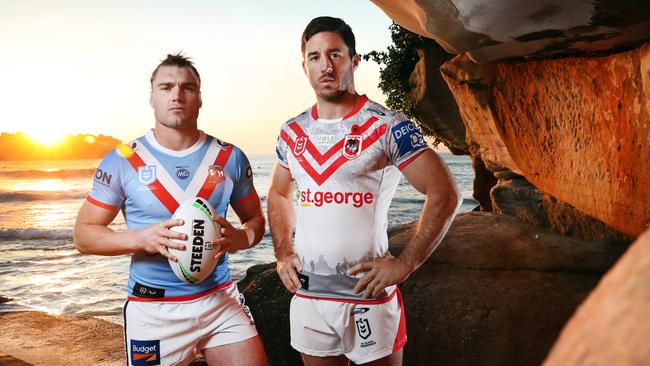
[441,45,650,238]
[370,0,650,63]
[491,177,631,241]
[544,228,650,365]
[239,212,627,366]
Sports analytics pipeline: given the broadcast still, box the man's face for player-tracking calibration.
[303,31,359,101]
[150,66,202,129]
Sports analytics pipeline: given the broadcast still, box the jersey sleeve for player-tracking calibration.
[230,147,256,204]
[384,116,429,170]
[87,150,126,210]
[275,127,290,168]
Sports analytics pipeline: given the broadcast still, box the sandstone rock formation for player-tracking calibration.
[409,42,468,154]
[370,0,650,63]
[544,228,650,365]
[492,178,630,241]
[238,212,627,366]
[440,46,650,238]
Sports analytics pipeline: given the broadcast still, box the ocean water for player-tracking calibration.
[0,154,476,321]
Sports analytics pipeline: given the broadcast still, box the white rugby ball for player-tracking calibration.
[168,197,221,284]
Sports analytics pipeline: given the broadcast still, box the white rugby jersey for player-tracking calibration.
[275,95,429,300]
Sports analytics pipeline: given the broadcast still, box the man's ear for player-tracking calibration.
[302,60,307,75]
[149,92,153,108]
[352,54,360,71]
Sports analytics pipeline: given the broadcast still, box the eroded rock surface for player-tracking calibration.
[544,228,650,365]
[370,0,650,63]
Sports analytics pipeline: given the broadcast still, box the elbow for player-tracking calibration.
[444,184,463,218]
[452,185,463,213]
[73,225,89,254]
[257,214,267,245]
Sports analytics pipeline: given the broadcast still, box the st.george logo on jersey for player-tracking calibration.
[343,135,363,160]
[294,136,307,156]
[138,166,156,185]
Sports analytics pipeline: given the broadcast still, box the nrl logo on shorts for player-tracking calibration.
[343,135,363,160]
[293,136,307,156]
[355,318,372,339]
[208,165,225,183]
[138,166,156,185]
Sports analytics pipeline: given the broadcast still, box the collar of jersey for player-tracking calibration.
[144,129,207,157]
[310,94,368,121]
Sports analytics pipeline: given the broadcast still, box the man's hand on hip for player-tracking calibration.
[348,252,411,299]
[276,253,304,293]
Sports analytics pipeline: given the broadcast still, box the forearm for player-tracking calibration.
[239,213,265,247]
[74,222,141,256]
[397,187,462,273]
[268,191,295,260]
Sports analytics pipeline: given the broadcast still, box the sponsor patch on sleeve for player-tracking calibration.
[93,168,113,186]
[391,120,427,158]
[130,339,161,365]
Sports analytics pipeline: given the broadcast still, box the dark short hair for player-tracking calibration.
[301,16,356,57]
[150,52,201,87]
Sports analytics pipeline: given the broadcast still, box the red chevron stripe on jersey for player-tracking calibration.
[287,116,379,166]
[281,124,388,186]
[197,144,234,200]
[125,145,233,214]
[125,152,180,214]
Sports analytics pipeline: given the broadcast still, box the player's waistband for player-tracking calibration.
[295,286,398,304]
[128,280,234,302]
[295,270,396,303]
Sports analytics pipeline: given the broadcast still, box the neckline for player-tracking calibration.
[310,94,368,121]
[144,129,207,157]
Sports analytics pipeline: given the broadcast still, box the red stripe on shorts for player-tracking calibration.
[392,288,408,352]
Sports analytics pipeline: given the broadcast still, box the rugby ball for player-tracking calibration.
[168,197,221,284]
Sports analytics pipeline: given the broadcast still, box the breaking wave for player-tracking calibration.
[0,191,86,203]
[0,228,73,241]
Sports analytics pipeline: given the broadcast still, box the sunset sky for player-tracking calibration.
[1,1,395,154]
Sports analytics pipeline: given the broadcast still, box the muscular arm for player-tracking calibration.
[395,149,462,271]
[267,164,303,292]
[212,189,266,256]
[74,200,186,260]
[350,149,462,298]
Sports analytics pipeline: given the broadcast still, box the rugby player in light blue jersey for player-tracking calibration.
[74,53,268,366]
[268,17,462,366]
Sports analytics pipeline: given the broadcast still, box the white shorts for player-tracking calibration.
[290,288,407,364]
[124,281,258,366]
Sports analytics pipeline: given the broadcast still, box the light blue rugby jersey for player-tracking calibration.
[88,130,255,299]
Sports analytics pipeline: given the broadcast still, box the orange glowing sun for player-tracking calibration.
[27,130,68,147]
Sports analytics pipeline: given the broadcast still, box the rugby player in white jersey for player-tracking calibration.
[74,54,268,366]
[268,17,462,365]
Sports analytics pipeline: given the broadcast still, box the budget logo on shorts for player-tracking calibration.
[130,339,160,365]
[294,136,307,156]
[356,318,372,339]
[343,135,363,160]
[138,166,156,185]
[208,165,224,184]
